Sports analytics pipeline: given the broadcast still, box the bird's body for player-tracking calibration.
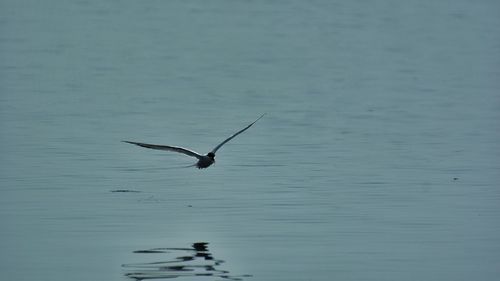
[195,153,215,169]
[123,114,265,169]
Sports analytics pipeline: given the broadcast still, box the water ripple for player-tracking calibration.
[123,242,252,281]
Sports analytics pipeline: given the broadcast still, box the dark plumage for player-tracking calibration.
[123,114,265,169]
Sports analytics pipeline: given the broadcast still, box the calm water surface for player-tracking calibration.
[1,1,499,280]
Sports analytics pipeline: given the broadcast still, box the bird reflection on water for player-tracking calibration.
[123,242,251,280]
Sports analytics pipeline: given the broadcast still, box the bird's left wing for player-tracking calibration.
[210,113,265,154]
[123,141,203,159]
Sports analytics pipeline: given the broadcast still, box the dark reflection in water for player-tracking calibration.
[123,242,251,280]
[110,189,142,193]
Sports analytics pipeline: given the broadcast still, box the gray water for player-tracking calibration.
[1,1,499,280]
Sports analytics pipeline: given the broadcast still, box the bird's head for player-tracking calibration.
[207,152,215,159]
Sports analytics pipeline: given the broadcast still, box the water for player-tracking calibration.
[1,1,499,280]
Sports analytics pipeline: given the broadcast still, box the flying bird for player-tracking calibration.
[123,114,265,169]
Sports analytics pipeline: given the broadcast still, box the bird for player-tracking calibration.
[123,114,265,169]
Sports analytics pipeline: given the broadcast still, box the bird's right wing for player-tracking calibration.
[210,113,265,154]
[122,141,203,159]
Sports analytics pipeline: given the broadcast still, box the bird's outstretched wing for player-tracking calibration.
[210,113,265,154]
[123,141,203,159]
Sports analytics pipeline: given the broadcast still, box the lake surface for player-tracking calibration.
[1,1,499,280]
